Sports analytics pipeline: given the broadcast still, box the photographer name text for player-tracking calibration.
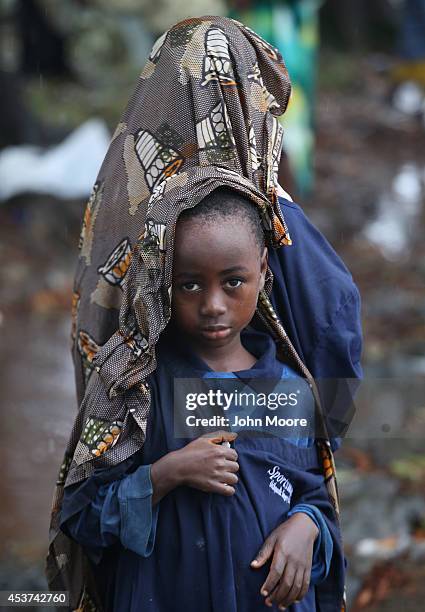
[185,414,308,428]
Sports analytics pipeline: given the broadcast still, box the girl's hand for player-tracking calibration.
[250,513,319,609]
[174,430,239,496]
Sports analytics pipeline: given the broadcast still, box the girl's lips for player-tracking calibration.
[200,327,231,340]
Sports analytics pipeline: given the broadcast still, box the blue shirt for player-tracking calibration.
[60,329,341,611]
[61,357,333,576]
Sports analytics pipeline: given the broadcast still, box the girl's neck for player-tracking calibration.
[188,333,257,373]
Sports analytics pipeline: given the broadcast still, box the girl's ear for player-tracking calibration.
[259,246,268,290]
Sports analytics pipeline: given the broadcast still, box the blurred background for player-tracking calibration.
[1,0,425,609]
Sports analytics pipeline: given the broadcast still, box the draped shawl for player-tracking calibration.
[45,16,346,611]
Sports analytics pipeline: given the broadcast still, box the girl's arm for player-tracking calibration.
[60,463,161,563]
[60,430,239,562]
[250,448,345,609]
[250,510,320,608]
[60,448,187,562]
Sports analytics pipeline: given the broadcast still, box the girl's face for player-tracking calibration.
[170,215,268,352]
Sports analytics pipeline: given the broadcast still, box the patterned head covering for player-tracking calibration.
[46,16,345,611]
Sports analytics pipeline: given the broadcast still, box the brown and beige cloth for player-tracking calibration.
[45,15,345,611]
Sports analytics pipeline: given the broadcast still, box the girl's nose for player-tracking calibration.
[199,291,226,318]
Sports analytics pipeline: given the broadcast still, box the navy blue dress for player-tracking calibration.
[60,329,345,611]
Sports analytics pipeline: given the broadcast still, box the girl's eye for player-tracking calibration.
[226,278,243,288]
[181,282,200,292]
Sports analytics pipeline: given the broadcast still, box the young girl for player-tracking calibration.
[46,15,361,612]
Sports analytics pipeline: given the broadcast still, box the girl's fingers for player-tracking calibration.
[267,558,295,606]
[212,471,238,487]
[224,448,238,461]
[223,471,238,485]
[275,566,305,609]
[296,567,311,602]
[223,459,239,472]
[215,483,235,496]
[205,430,238,444]
[259,547,285,597]
[250,533,277,570]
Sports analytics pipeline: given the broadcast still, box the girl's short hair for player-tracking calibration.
[178,186,266,254]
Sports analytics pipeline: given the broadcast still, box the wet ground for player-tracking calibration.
[306,56,425,609]
[1,55,425,609]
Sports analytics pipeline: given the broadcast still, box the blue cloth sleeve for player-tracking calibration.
[60,464,159,564]
[117,464,159,557]
[270,199,363,450]
[272,199,363,381]
[287,503,333,584]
